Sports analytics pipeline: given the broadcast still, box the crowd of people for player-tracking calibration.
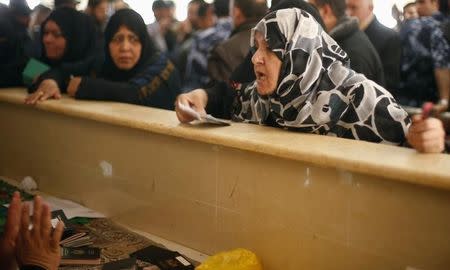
[0,0,448,155]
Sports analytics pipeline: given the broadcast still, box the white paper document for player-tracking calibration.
[177,102,230,126]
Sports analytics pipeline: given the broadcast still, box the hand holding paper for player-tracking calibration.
[176,89,230,126]
[177,102,230,126]
[177,102,203,121]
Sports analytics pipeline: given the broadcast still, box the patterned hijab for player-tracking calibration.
[233,8,410,144]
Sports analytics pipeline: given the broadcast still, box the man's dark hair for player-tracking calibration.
[189,0,205,6]
[214,0,229,17]
[9,0,31,16]
[88,0,107,8]
[54,0,79,9]
[270,0,282,7]
[314,0,346,19]
[198,1,211,17]
[234,0,268,20]
[270,0,326,29]
[166,0,175,8]
[152,0,169,11]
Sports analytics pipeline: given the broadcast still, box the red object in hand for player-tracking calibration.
[422,102,435,119]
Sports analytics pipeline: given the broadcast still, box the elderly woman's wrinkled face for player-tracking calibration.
[251,31,282,96]
[43,20,67,61]
[109,26,142,70]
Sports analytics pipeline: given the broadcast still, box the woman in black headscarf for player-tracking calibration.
[66,9,181,110]
[25,7,101,104]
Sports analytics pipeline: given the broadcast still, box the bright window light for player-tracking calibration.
[2,0,414,28]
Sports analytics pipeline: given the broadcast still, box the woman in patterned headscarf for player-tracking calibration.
[176,8,446,152]
[233,8,410,144]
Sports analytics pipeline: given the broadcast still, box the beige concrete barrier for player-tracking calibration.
[1,88,450,270]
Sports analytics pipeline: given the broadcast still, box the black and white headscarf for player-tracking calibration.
[232,8,410,144]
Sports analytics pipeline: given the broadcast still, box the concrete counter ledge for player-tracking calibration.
[0,88,449,190]
[1,88,450,270]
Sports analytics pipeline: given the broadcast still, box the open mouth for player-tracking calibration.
[255,71,266,81]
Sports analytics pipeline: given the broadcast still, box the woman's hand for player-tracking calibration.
[67,77,82,97]
[25,79,62,105]
[16,196,63,270]
[407,114,446,153]
[0,192,22,270]
[175,89,208,123]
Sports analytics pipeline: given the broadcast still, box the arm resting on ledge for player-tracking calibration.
[76,77,142,104]
[75,76,178,110]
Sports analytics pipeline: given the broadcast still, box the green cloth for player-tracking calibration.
[22,58,50,86]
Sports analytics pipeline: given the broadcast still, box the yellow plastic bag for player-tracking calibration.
[196,248,262,270]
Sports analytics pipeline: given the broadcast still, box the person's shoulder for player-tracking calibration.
[217,27,251,48]
[401,19,422,33]
[215,17,232,32]
[371,17,398,37]
[347,29,378,53]
[344,30,381,66]
[406,17,444,38]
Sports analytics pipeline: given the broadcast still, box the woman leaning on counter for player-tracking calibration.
[25,7,101,104]
[66,9,181,110]
[176,8,446,153]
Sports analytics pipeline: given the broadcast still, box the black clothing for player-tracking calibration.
[270,0,326,29]
[77,53,181,110]
[8,0,30,16]
[29,8,100,93]
[230,0,326,84]
[205,81,235,119]
[207,20,258,83]
[330,16,385,86]
[76,9,181,110]
[364,16,401,92]
[91,15,106,64]
[0,10,35,87]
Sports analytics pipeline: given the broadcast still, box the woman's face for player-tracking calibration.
[109,26,142,70]
[42,20,67,61]
[251,31,282,96]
